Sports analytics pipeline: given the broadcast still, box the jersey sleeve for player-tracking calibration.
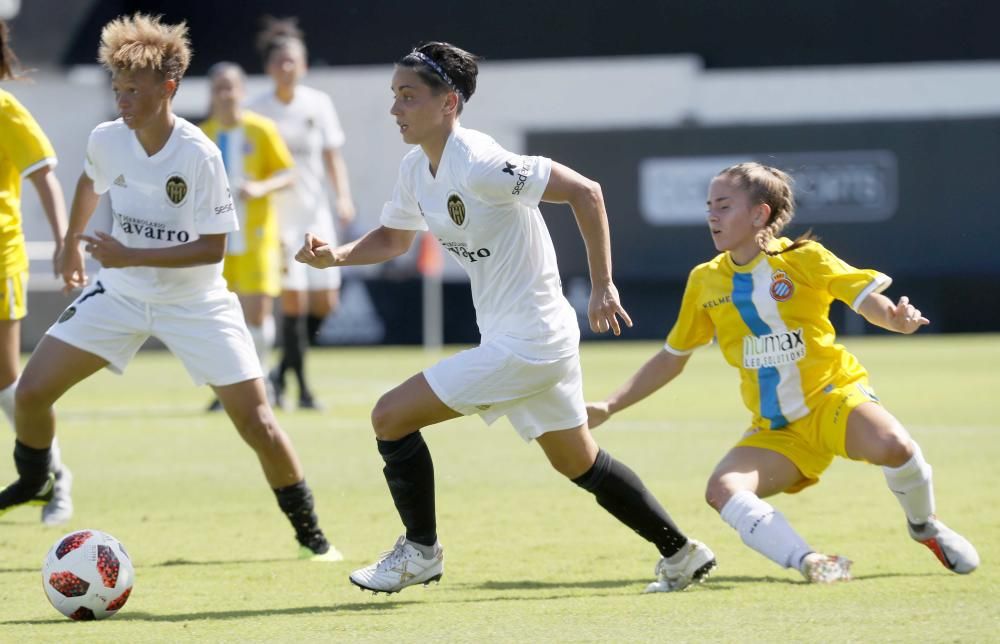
[319,93,346,150]
[379,162,427,231]
[193,152,238,234]
[466,142,552,209]
[83,127,110,194]
[664,268,716,355]
[797,242,892,311]
[0,94,57,178]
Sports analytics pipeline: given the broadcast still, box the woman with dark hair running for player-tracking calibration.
[296,42,716,594]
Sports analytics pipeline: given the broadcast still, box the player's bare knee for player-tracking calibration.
[548,453,590,480]
[880,430,915,468]
[14,378,55,412]
[370,396,401,440]
[705,473,738,512]
[233,407,281,450]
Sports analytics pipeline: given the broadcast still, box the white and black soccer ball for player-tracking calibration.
[41,529,134,620]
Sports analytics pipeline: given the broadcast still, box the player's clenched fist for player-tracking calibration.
[295,232,335,268]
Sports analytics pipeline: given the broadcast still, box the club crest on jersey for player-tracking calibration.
[769,270,794,302]
[447,192,468,228]
[165,174,188,206]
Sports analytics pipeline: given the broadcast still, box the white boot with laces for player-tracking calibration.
[644,539,716,593]
[350,535,444,593]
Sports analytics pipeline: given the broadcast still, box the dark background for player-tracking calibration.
[53,0,1000,73]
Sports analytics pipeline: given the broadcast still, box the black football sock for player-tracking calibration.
[306,314,325,347]
[572,449,688,558]
[0,440,52,508]
[280,315,308,395]
[273,480,329,554]
[378,432,437,548]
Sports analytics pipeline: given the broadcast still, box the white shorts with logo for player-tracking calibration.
[423,336,587,442]
[280,216,342,291]
[46,281,262,387]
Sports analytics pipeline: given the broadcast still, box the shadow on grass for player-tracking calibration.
[2,602,402,625]
[463,570,941,593]
[0,558,308,575]
[464,578,640,591]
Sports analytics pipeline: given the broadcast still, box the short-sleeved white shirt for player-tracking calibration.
[246,86,345,228]
[83,117,237,304]
[381,126,579,359]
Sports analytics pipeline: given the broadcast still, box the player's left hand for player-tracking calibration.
[889,295,929,333]
[588,282,633,335]
[78,232,133,269]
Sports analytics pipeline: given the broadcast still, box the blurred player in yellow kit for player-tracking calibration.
[588,161,979,583]
[200,62,294,410]
[0,18,72,525]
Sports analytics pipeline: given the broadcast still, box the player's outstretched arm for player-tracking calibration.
[587,350,691,429]
[858,292,929,334]
[26,165,68,276]
[542,161,632,336]
[295,225,416,269]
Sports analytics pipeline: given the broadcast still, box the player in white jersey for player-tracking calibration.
[247,17,356,410]
[0,14,341,562]
[296,42,716,594]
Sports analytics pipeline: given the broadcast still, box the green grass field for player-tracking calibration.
[1,335,997,642]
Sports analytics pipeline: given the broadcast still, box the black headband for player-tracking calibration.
[407,51,466,101]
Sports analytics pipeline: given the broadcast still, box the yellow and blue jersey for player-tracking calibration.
[0,88,57,277]
[666,238,891,430]
[199,110,293,256]
[200,110,293,296]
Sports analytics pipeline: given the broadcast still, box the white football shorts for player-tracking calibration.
[423,336,587,442]
[280,215,342,292]
[46,281,262,387]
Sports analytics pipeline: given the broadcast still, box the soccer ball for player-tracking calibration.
[41,529,134,620]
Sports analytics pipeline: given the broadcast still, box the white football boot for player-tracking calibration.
[350,535,444,594]
[644,539,716,593]
[41,466,73,526]
[799,552,852,583]
[908,517,979,574]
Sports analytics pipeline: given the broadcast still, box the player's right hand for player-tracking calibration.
[295,232,335,268]
[586,401,611,430]
[56,241,88,294]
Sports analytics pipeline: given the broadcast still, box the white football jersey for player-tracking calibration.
[246,85,345,228]
[381,126,579,359]
[83,117,237,303]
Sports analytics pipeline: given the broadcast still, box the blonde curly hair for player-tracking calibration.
[98,13,191,86]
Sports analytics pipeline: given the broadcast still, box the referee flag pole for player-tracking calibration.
[418,232,444,352]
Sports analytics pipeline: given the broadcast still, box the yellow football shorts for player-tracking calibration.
[0,269,28,321]
[736,379,881,493]
[221,219,280,297]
